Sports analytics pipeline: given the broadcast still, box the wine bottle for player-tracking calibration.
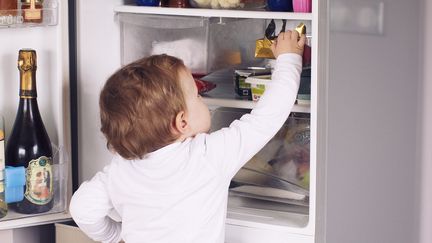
[5,49,53,214]
[0,118,7,219]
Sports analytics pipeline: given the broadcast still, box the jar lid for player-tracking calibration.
[21,0,43,3]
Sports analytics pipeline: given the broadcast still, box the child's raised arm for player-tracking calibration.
[204,29,306,180]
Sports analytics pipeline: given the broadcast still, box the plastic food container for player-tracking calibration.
[245,74,271,101]
[297,67,311,105]
[234,67,271,100]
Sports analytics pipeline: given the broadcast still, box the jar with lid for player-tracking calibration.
[21,0,43,23]
[161,0,190,8]
[0,0,18,17]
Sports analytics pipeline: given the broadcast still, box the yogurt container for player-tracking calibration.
[245,75,272,101]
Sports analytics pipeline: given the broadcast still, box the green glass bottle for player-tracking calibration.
[5,49,53,214]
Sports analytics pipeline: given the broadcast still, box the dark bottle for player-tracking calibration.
[5,49,53,214]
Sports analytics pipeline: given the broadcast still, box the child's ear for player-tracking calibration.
[174,111,188,134]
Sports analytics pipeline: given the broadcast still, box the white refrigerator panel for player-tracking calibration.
[420,0,432,242]
[320,0,421,242]
[76,0,122,182]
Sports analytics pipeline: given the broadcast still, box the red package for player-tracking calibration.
[195,79,216,94]
[303,44,311,67]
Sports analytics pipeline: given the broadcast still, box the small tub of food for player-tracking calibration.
[245,75,271,102]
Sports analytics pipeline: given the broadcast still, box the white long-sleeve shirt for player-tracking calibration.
[69,53,302,243]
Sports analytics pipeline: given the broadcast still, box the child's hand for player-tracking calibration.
[271,30,306,59]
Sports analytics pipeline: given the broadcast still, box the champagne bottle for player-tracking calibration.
[0,118,7,219]
[5,49,53,214]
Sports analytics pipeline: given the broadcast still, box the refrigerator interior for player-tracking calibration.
[0,0,71,230]
[118,11,315,230]
[76,0,318,242]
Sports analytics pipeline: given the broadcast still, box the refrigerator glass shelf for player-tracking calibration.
[0,1,58,28]
[114,5,313,20]
[201,69,311,112]
[204,97,310,112]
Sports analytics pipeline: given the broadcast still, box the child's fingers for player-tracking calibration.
[285,30,292,40]
[277,32,284,41]
[291,29,299,41]
[298,34,306,47]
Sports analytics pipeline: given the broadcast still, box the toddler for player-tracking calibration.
[70,29,305,243]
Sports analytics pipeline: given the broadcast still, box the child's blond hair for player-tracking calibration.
[99,54,187,160]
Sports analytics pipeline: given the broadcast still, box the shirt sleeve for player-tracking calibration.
[69,165,122,243]
[205,53,302,180]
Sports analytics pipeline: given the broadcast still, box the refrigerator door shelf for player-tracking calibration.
[0,0,58,28]
[0,212,70,230]
[0,144,69,228]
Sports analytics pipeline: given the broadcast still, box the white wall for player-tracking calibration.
[420,0,432,242]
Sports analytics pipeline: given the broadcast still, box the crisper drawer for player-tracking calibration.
[211,107,310,228]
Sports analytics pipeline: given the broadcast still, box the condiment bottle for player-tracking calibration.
[167,0,189,8]
[21,0,43,23]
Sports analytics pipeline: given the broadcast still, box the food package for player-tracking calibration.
[255,22,312,66]
[194,78,216,94]
[234,67,271,100]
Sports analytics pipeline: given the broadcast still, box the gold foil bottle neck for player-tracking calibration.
[18,49,37,72]
[18,49,37,98]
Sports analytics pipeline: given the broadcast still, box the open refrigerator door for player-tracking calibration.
[0,0,71,231]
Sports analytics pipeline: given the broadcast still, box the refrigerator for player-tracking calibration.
[0,0,427,242]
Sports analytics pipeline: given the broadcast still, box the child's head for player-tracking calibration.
[99,54,211,160]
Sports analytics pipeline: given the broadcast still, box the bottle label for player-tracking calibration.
[0,139,4,175]
[24,156,53,205]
